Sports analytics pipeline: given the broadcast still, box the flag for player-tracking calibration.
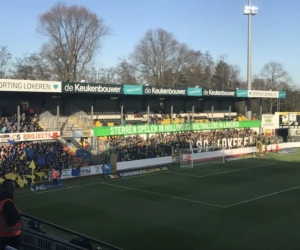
[7,139,14,145]
[16,175,25,188]
[5,173,17,180]
[26,148,35,159]
[47,155,53,163]
[37,157,46,165]
[20,153,26,160]
[84,152,91,159]
[29,160,36,170]
[75,150,85,158]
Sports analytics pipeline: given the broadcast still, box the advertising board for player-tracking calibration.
[31,183,64,192]
[248,90,279,98]
[0,79,61,93]
[202,88,236,97]
[143,86,186,96]
[0,131,60,143]
[123,85,143,95]
[261,114,279,130]
[94,120,261,136]
[62,82,122,94]
[60,164,112,180]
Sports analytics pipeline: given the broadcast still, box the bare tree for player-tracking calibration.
[202,52,215,87]
[131,29,193,87]
[11,52,52,80]
[260,61,289,113]
[226,64,241,89]
[213,56,230,89]
[37,2,110,82]
[252,77,266,90]
[180,51,215,88]
[115,58,138,84]
[260,61,288,90]
[98,67,117,84]
[0,46,12,78]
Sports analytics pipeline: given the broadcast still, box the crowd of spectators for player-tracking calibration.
[0,103,43,133]
[0,141,85,178]
[99,128,262,162]
[0,114,42,133]
[93,111,248,127]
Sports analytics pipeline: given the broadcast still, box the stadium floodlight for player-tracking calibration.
[243,5,258,15]
[243,0,258,120]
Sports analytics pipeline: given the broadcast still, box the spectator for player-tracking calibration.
[0,141,86,182]
[97,129,283,163]
[69,236,81,246]
[27,220,46,234]
[0,114,42,133]
[0,179,22,250]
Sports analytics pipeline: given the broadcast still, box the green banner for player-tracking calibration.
[94,120,261,136]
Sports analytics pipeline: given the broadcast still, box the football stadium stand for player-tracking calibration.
[0,80,288,249]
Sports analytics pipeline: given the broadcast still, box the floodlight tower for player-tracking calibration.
[244,0,258,119]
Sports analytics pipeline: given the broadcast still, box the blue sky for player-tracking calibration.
[0,0,299,84]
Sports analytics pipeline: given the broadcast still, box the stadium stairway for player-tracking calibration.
[59,116,84,150]
[20,213,123,250]
[60,116,83,137]
[63,137,84,149]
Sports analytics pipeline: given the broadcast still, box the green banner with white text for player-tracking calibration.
[93,120,261,136]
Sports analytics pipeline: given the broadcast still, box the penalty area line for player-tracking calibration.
[225,185,300,208]
[100,182,226,208]
[167,163,276,178]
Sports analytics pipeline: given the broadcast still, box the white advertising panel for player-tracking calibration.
[248,90,279,98]
[0,79,61,93]
[0,131,60,142]
[261,114,279,129]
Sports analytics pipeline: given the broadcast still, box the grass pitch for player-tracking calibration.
[15,150,300,250]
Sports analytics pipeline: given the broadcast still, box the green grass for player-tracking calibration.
[15,150,300,250]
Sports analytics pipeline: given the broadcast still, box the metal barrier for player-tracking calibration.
[20,227,87,250]
[21,213,123,250]
[287,136,300,142]
[71,111,91,129]
[39,110,58,131]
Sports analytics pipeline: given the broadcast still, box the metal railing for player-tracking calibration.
[21,213,123,250]
[71,111,91,129]
[287,136,300,142]
[21,227,87,250]
[39,110,58,131]
[60,137,77,151]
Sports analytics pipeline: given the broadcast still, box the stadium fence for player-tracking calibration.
[21,213,123,250]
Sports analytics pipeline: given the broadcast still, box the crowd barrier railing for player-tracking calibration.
[21,227,87,250]
[71,111,91,130]
[39,110,58,131]
[21,213,123,250]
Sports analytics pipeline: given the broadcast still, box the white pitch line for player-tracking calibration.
[16,175,226,208]
[100,182,226,208]
[14,160,248,198]
[15,152,299,199]
[225,185,300,208]
[167,163,276,179]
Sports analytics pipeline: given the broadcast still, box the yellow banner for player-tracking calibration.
[83,130,91,137]
[32,170,50,183]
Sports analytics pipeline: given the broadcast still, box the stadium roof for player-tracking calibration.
[0,79,286,100]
